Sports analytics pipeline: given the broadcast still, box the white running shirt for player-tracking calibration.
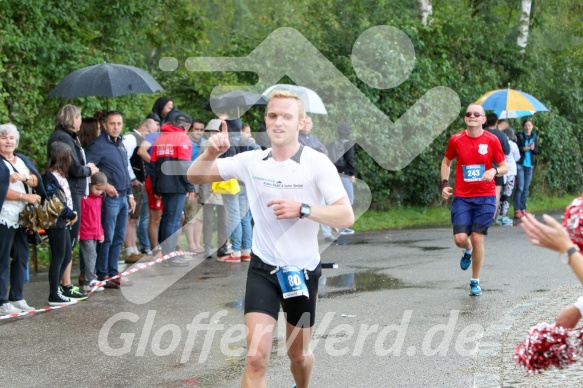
[217,146,346,270]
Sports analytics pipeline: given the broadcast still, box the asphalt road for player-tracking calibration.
[1,218,581,387]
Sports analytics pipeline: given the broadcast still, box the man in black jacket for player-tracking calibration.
[86,111,136,287]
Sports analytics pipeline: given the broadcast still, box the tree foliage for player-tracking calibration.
[0,0,581,209]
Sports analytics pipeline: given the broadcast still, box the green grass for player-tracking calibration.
[353,194,577,232]
[30,194,578,269]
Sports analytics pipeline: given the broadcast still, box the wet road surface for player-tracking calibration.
[1,220,580,387]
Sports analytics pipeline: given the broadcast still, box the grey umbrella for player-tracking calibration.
[48,63,163,99]
[206,90,267,117]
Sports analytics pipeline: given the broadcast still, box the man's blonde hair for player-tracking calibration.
[266,90,306,119]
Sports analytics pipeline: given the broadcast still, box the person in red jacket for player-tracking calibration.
[150,110,196,266]
[79,172,107,291]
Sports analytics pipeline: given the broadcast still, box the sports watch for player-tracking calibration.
[299,203,311,219]
[560,245,580,265]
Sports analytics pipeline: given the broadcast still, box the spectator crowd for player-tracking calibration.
[0,96,357,314]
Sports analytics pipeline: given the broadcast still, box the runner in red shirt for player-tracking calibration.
[441,104,508,296]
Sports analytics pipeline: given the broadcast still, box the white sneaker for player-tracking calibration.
[340,228,355,235]
[11,299,35,311]
[84,280,104,292]
[0,302,23,315]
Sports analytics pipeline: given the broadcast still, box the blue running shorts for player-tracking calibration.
[451,196,496,235]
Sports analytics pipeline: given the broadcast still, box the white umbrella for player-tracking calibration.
[262,84,327,115]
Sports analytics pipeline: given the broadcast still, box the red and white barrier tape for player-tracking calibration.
[0,250,196,320]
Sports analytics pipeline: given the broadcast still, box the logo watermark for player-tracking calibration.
[98,309,483,363]
[123,25,459,304]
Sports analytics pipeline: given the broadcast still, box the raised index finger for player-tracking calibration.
[221,120,228,136]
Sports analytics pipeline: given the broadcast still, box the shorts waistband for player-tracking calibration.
[249,254,278,273]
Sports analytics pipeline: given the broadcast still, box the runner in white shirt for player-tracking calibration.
[188,90,354,388]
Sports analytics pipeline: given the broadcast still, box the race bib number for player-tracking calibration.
[275,266,309,299]
[462,164,485,182]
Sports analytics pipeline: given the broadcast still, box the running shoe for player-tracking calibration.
[460,250,472,271]
[469,280,482,296]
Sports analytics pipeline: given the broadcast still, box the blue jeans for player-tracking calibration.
[97,195,128,279]
[340,175,354,205]
[321,224,332,238]
[222,192,244,252]
[239,185,252,251]
[514,165,533,211]
[138,187,150,251]
[159,193,186,255]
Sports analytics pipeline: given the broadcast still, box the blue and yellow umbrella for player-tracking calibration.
[475,88,549,119]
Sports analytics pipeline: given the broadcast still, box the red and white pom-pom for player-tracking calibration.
[514,323,582,374]
[563,194,583,251]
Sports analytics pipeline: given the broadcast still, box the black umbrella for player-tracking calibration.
[48,63,163,99]
[205,90,267,117]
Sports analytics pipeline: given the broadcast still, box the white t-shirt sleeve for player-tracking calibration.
[313,152,347,205]
[511,141,520,162]
[122,134,137,181]
[122,134,137,157]
[216,150,261,182]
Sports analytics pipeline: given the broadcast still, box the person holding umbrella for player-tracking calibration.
[48,104,99,296]
[514,118,539,219]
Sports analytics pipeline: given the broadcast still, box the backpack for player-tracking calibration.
[327,140,347,168]
[126,131,146,182]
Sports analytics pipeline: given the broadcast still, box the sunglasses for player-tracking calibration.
[465,112,483,118]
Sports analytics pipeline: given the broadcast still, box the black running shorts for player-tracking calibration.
[244,254,322,327]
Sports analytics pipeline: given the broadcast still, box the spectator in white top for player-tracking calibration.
[497,126,521,226]
[122,118,158,262]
